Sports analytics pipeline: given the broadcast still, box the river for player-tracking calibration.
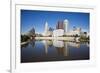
[21,40,89,63]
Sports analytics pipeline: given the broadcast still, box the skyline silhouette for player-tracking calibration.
[21,10,90,34]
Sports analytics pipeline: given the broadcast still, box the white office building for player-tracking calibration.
[53,29,64,37]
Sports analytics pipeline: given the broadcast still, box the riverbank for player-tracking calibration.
[21,36,89,46]
[21,36,75,45]
[35,37,75,41]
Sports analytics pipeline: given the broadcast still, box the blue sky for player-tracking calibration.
[21,10,89,33]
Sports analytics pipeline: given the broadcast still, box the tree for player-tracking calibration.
[21,35,30,42]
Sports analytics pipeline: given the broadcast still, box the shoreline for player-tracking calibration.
[21,36,89,45]
[35,37,75,41]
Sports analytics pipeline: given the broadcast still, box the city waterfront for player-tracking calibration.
[21,40,89,63]
[21,10,90,63]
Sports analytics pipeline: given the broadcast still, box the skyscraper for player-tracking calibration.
[63,19,69,32]
[56,21,64,29]
[44,21,49,36]
[53,19,69,37]
[56,19,69,33]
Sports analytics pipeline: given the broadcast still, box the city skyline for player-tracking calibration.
[21,10,90,34]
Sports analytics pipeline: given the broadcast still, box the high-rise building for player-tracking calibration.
[53,19,69,37]
[44,21,49,36]
[56,21,64,29]
[56,19,69,33]
[63,19,69,32]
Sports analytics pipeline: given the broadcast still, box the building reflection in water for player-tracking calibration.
[42,40,67,56]
[42,40,48,54]
[86,42,89,47]
[42,40,82,56]
[68,42,80,48]
[53,40,67,56]
[21,39,89,63]
[42,40,53,55]
[22,39,81,56]
[64,42,68,56]
[29,40,35,48]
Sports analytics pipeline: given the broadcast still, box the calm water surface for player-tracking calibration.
[21,40,89,63]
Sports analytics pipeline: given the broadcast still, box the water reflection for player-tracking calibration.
[68,42,80,48]
[21,40,89,63]
[42,40,69,56]
[29,40,35,48]
[53,40,68,56]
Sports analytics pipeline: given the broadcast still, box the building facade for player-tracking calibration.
[63,19,69,32]
[56,21,64,29]
[53,29,64,37]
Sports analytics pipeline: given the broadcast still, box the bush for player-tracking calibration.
[21,35,30,42]
[79,36,89,42]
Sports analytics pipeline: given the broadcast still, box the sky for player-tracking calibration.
[21,10,90,34]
